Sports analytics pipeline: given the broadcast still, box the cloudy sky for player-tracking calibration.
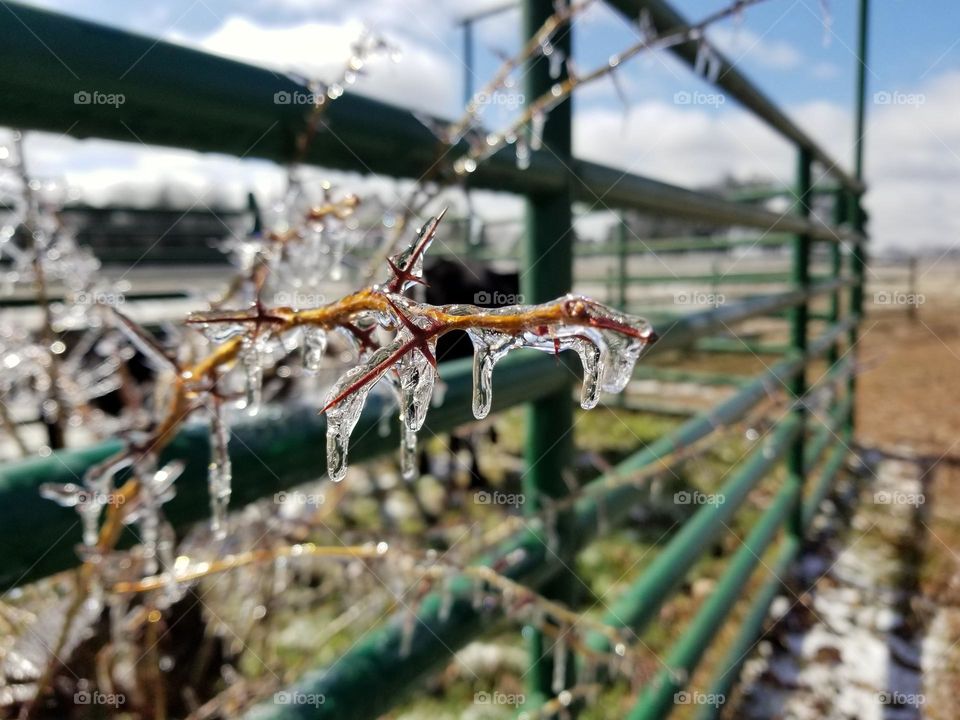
[6,0,960,250]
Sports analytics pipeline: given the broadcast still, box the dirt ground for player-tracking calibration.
[856,304,960,456]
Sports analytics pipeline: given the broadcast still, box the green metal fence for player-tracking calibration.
[0,0,870,717]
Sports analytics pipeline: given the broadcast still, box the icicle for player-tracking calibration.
[552,634,568,693]
[706,51,722,84]
[471,342,495,419]
[324,342,398,481]
[400,425,417,480]
[515,135,531,170]
[208,401,232,539]
[469,331,519,419]
[240,337,264,416]
[548,48,567,80]
[638,7,656,41]
[694,39,709,77]
[530,111,547,152]
[572,337,604,409]
[302,326,327,373]
[397,344,437,433]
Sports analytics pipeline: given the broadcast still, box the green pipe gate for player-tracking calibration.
[0,0,871,717]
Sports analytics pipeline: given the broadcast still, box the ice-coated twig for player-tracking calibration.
[455,0,769,172]
[46,213,656,613]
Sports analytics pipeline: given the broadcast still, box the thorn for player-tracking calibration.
[387,257,427,288]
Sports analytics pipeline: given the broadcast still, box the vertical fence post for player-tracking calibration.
[520,0,576,707]
[788,148,812,538]
[847,0,870,436]
[828,189,847,366]
[618,213,628,311]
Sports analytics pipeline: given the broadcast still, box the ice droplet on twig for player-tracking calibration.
[530,110,547,152]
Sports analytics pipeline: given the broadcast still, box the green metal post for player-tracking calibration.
[788,147,812,538]
[618,213,629,310]
[828,189,847,365]
[847,0,870,435]
[521,0,576,706]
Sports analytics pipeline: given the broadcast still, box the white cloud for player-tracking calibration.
[169,16,459,117]
[574,70,960,251]
[709,26,803,71]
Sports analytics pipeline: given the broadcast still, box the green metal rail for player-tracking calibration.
[0,0,871,718]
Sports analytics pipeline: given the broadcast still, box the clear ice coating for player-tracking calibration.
[321,292,654,485]
[383,215,440,291]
